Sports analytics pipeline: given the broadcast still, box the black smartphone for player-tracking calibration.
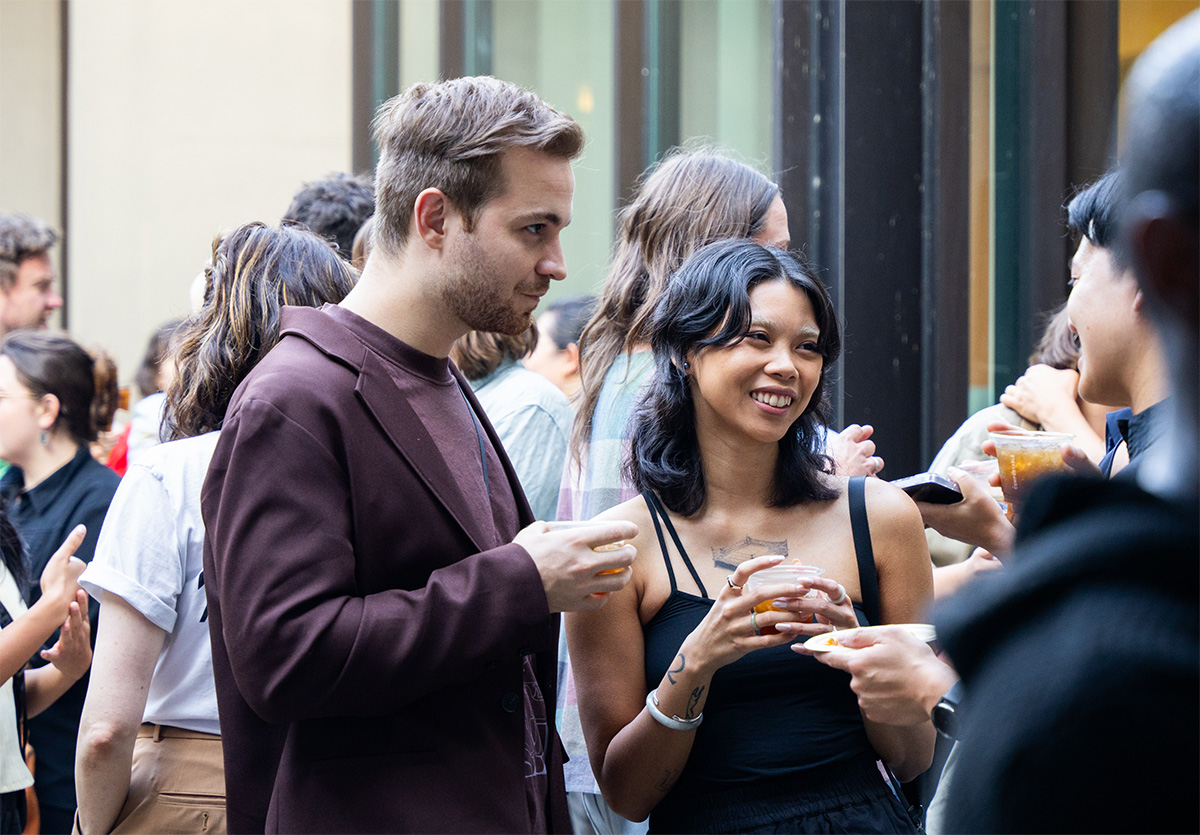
[891,472,964,504]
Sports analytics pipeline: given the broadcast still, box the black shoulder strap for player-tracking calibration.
[848,476,882,626]
[646,492,708,599]
[643,492,679,593]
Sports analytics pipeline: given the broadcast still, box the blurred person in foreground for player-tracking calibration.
[282,172,375,259]
[0,214,63,341]
[73,223,356,835]
[451,327,573,522]
[821,15,1199,835]
[0,331,120,833]
[202,77,635,834]
[524,294,595,402]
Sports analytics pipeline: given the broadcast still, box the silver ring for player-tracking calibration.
[831,584,847,605]
[750,611,762,636]
[726,575,741,591]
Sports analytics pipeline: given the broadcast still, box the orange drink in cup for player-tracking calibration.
[745,563,825,635]
[545,521,628,590]
[988,430,1073,516]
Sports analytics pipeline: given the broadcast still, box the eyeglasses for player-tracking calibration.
[0,392,38,401]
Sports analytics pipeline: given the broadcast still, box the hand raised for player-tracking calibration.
[40,589,93,682]
[516,520,638,613]
[39,525,87,615]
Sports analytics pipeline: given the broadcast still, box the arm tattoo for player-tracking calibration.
[685,686,705,720]
[667,653,685,685]
[655,768,681,794]
[711,536,789,571]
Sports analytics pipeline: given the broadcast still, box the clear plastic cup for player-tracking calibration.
[745,562,825,635]
[988,430,1073,511]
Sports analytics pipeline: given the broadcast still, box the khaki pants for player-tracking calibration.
[76,725,225,834]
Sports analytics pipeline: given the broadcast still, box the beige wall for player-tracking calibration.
[0,0,63,329]
[66,0,353,393]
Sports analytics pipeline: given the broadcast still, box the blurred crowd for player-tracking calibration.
[0,11,1195,835]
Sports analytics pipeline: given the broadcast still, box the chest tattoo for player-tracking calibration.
[711,536,788,571]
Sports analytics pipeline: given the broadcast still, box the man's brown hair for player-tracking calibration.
[0,213,57,291]
[371,76,584,255]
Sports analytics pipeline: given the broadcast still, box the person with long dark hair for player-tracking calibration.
[73,222,356,835]
[568,240,934,833]
[0,330,120,833]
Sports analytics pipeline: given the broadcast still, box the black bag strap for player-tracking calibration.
[848,476,882,627]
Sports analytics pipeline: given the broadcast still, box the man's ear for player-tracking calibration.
[413,188,450,250]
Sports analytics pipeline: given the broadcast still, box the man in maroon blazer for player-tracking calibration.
[201,77,637,834]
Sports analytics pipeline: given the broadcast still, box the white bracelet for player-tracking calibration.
[645,689,703,731]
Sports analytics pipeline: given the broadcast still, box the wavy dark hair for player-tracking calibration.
[629,240,841,516]
[162,222,357,441]
[1066,169,1124,267]
[0,330,99,445]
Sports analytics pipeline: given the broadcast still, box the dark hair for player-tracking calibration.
[1029,303,1079,370]
[372,76,584,255]
[89,346,120,433]
[0,213,57,292]
[1067,170,1124,266]
[629,240,841,516]
[0,501,27,602]
[543,295,595,350]
[163,222,357,441]
[0,330,99,445]
[572,149,781,459]
[136,318,186,397]
[450,326,538,381]
[283,173,376,258]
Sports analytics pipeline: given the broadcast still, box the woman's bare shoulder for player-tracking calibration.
[861,476,924,531]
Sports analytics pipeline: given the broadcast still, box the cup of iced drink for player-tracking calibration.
[988,430,1073,514]
[745,562,825,635]
[545,521,627,599]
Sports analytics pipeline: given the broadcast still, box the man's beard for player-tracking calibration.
[439,235,539,336]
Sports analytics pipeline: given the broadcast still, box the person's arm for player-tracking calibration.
[801,626,959,726]
[1000,365,1107,462]
[25,588,92,716]
[204,397,635,724]
[75,593,166,835]
[917,467,1015,556]
[0,527,87,683]
[932,547,1003,600]
[853,480,937,782]
[568,518,831,822]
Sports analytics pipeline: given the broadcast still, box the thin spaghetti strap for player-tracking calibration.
[643,491,680,593]
[848,476,882,626]
[646,493,709,599]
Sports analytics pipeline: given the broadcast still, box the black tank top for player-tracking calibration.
[642,476,882,812]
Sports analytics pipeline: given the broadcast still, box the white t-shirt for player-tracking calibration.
[0,564,33,793]
[80,431,220,735]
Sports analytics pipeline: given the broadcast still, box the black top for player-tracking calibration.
[641,476,882,825]
[936,476,1199,833]
[0,445,119,810]
[1097,398,1169,477]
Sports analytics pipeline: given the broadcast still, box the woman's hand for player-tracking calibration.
[679,555,810,672]
[40,589,92,682]
[39,524,88,614]
[773,575,861,637]
[1001,364,1079,428]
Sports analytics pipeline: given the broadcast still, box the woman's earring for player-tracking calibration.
[40,430,49,446]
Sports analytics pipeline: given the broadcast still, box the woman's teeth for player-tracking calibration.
[751,392,792,408]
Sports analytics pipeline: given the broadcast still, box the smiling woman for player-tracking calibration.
[566,239,935,833]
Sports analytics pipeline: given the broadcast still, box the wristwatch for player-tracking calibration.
[931,681,963,740]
